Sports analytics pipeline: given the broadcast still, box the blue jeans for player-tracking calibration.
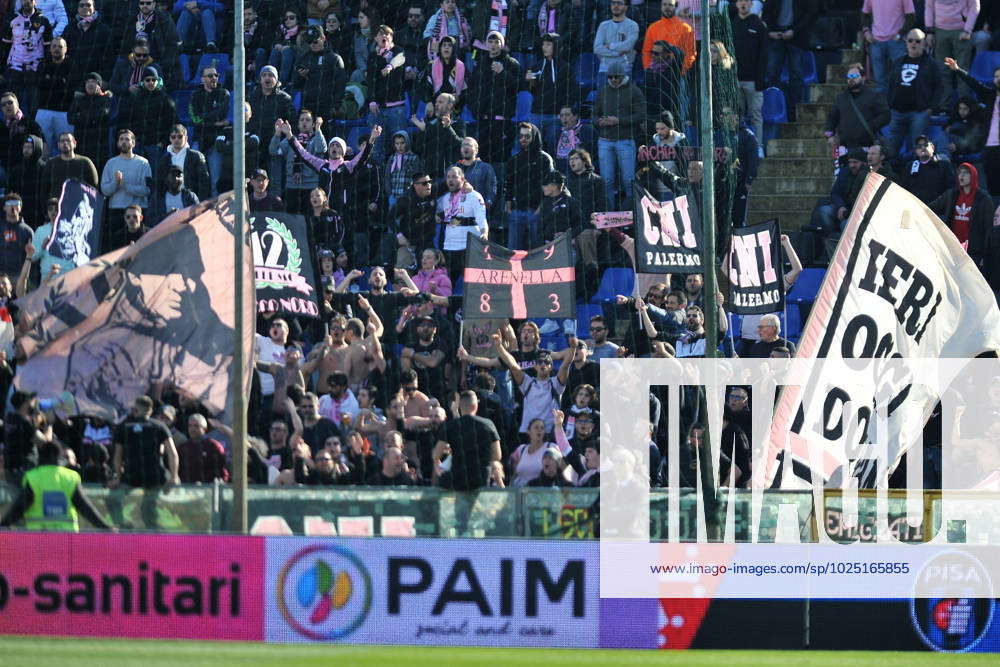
[766,39,804,112]
[887,109,930,160]
[598,138,636,210]
[176,7,217,45]
[367,105,408,162]
[507,208,540,251]
[869,39,905,96]
[206,147,222,196]
[268,46,296,84]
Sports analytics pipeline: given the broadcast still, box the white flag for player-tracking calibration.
[765,172,1000,487]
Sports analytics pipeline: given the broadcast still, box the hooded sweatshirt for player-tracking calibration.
[929,162,994,265]
[8,134,46,228]
[505,123,554,210]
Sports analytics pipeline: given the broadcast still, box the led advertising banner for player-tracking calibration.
[265,537,598,647]
[0,533,264,640]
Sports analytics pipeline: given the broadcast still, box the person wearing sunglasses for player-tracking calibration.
[886,29,942,163]
[824,62,889,157]
[118,0,180,88]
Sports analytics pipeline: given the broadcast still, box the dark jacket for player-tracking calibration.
[151,187,199,224]
[0,112,42,174]
[293,46,347,121]
[467,51,520,120]
[109,55,164,99]
[539,190,583,241]
[67,89,113,166]
[505,122,554,210]
[929,165,994,266]
[62,14,114,87]
[117,86,177,146]
[365,46,407,106]
[827,164,868,211]
[643,42,684,120]
[902,155,955,204]
[189,86,231,149]
[118,8,179,84]
[247,86,294,166]
[826,84,891,148]
[526,53,579,116]
[888,53,940,113]
[7,134,46,228]
[567,167,608,222]
[762,0,819,51]
[156,148,211,200]
[388,181,450,252]
[729,8,769,90]
[945,98,987,158]
[36,57,74,111]
[596,76,646,141]
[955,69,1000,147]
[413,117,466,178]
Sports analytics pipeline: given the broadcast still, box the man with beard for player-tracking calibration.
[412,92,466,178]
[886,29,941,162]
[453,137,496,211]
[296,391,341,457]
[402,315,447,403]
[436,165,487,284]
[900,136,954,204]
[675,305,707,358]
[467,31,520,165]
[505,122,553,250]
[946,57,1000,197]
[40,133,98,201]
[389,172,448,259]
[825,63,890,154]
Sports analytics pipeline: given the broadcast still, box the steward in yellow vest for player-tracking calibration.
[1,441,113,531]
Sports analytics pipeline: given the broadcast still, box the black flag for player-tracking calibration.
[462,235,576,320]
[727,219,784,314]
[634,184,702,274]
[250,212,320,319]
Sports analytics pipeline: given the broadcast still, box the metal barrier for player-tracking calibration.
[0,484,952,541]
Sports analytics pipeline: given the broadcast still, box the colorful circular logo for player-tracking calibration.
[276,544,373,640]
[909,551,995,652]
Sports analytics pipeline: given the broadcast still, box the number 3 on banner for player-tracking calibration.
[548,294,560,313]
[480,293,491,313]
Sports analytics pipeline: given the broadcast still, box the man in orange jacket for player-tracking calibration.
[642,0,696,74]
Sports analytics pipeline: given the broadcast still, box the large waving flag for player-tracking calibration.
[14,196,255,422]
[765,172,1000,488]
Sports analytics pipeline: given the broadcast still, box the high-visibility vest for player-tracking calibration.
[23,465,80,532]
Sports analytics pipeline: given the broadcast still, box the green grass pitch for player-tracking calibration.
[0,637,996,666]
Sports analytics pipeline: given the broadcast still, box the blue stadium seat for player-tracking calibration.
[781,50,818,86]
[762,87,787,125]
[573,303,603,337]
[969,51,1000,86]
[786,267,824,305]
[174,89,193,125]
[590,267,634,303]
[186,53,231,88]
[783,304,802,343]
[573,52,601,92]
[514,90,533,122]
[346,125,367,151]
[179,54,192,86]
[452,277,463,296]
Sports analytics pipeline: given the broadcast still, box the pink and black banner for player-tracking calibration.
[462,235,576,320]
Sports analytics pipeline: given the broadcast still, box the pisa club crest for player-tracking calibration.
[275,544,373,640]
[909,551,995,652]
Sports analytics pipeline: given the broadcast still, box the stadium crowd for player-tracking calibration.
[0,0,996,496]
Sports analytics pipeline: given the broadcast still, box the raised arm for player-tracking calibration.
[492,331,523,385]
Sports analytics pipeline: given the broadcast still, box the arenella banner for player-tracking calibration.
[0,533,264,640]
[265,537,597,646]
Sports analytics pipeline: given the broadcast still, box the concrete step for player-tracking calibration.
[754,175,832,196]
[841,49,863,64]
[808,83,841,105]
[759,157,834,178]
[796,103,834,123]
[780,121,826,140]
[826,62,850,81]
[752,194,820,212]
[766,137,831,157]
[748,209,809,228]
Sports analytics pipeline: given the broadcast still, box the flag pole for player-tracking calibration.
[698,0,720,539]
[231,0,249,535]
